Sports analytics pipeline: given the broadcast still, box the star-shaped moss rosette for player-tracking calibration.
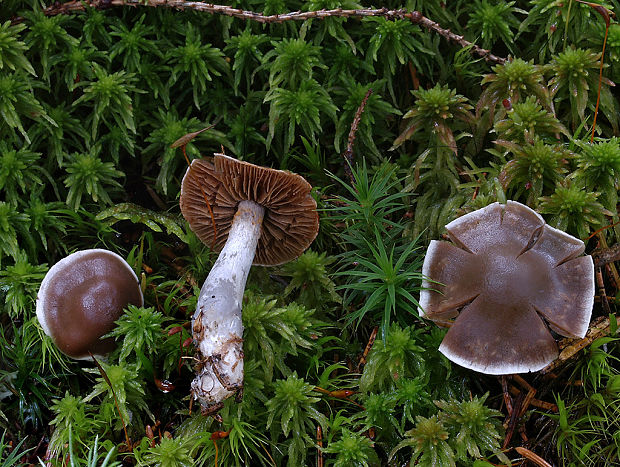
[419,201,595,374]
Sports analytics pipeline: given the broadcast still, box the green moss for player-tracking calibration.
[0,1,616,465]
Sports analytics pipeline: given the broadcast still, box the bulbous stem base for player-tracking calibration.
[190,200,264,412]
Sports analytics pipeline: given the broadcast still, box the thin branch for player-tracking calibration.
[508,385,558,412]
[342,88,372,185]
[596,266,612,315]
[593,242,620,268]
[515,447,553,467]
[12,1,506,65]
[412,12,506,65]
[540,315,612,375]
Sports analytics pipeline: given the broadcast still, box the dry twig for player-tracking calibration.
[515,446,553,467]
[596,266,612,315]
[512,374,537,418]
[594,233,620,286]
[507,386,558,412]
[316,425,324,467]
[503,390,523,449]
[12,1,507,65]
[593,242,620,268]
[356,326,378,372]
[541,315,613,374]
[342,88,372,185]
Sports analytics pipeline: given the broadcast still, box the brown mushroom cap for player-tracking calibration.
[180,154,319,266]
[36,249,144,359]
[419,201,594,374]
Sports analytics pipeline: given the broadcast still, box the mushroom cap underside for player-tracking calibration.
[36,249,143,359]
[180,154,319,266]
[419,201,595,374]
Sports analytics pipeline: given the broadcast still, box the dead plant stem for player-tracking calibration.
[12,1,507,65]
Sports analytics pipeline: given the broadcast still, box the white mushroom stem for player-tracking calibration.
[191,200,265,412]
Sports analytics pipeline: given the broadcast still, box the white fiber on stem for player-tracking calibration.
[190,200,265,411]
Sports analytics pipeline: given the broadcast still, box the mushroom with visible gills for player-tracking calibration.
[419,201,595,374]
[36,249,144,360]
[180,154,319,413]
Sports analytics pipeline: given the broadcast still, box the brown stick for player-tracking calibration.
[12,2,506,64]
[574,1,612,143]
[596,266,612,315]
[356,326,378,372]
[508,386,558,412]
[595,295,620,303]
[540,315,612,374]
[316,425,324,467]
[407,62,420,90]
[593,242,620,268]
[501,375,513,415]
[515,446,553,467]
[503,391,523,449]
[595,233,620,286]
[512,375,537,418]
[342,88,372,185]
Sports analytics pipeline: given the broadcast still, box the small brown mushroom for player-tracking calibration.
[36,249,143,360]
[180,154,319,412]
[419,201,594,374]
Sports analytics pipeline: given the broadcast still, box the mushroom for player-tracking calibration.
[36,249,143,360]
[180,154,319,412]
[419,201,594,374]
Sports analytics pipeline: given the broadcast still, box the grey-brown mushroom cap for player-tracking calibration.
[419,201,595,374]
[180,154,319,266]
[36,249,144,360]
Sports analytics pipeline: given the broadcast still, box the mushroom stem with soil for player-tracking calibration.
[191,200,265,410]
[180,154,319,413]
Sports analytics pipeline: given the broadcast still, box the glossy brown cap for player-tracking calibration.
[419,201,594,374]
[180,154,319,266]
[36,249,144,359]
